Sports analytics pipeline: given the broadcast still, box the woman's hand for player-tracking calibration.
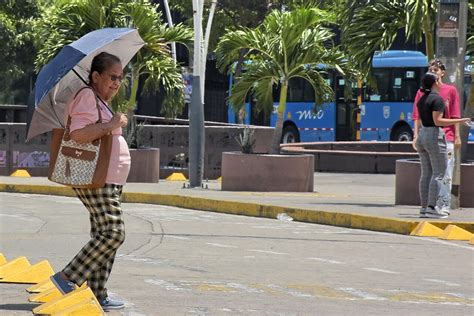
[462,118,472,127]
[110,113,128,129]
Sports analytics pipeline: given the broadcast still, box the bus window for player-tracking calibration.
[364,68,391,101]
[391,68,420,102]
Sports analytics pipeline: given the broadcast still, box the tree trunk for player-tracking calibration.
[423,18,435,60]
[269,82,288,154]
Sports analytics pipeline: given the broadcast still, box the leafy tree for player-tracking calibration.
[35,0,193,116]
[216,7,354,154]
[0,0,40,104]
[341,0,437,76]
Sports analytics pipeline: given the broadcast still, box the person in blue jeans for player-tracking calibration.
[413,72,470,218]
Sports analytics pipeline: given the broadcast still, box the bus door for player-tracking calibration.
[335,76,356,141]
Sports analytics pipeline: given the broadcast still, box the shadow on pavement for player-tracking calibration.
[0,303,39,311]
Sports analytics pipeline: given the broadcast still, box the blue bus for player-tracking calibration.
[228,50,472,142]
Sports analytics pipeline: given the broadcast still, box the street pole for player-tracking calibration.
[189,0,218,188]
[436,0,468,209]
[189,0,205,187]
[162,0,177,62]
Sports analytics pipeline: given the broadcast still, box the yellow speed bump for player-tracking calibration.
[10,169,31,177]
[0,253,6,266]
[439,225,474,241]
[27,278,55,293]
[33,286,100,315]
[469,237,474,245]
[51,298,105,316]
[166,172,187,181]
[0,260,54,284]
[29,286,62,303]
[410,222,444,237]
[0,256,30,279]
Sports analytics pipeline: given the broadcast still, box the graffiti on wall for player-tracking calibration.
[12,151,50,168]
[0,150,6,167]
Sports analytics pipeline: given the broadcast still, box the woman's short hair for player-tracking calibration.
[88,52,122,84]
[420,72,439,93]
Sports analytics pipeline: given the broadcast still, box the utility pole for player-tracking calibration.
[162,0,177,62]
[436,0,468,209]
[189,0,217,188]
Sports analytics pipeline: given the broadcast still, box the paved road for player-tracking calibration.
[0,193,473,315]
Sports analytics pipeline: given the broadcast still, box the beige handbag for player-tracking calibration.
[48,88,112,189]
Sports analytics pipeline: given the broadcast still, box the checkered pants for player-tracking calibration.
[62,184,125,300]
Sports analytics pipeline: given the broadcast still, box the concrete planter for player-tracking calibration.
[127,148,160,183]
[221,152,314,192]
[395,159,474,207]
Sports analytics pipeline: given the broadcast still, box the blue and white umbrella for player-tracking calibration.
[27,28,145,140]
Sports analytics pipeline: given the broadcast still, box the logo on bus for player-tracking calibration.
[296,110,324,120]
[383,106,390,119]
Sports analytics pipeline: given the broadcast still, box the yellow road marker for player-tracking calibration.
[33,286,100,315]
[217,177,222,182]
[0,256,30,279]
[52,298,105,316]
[0,260,54,284]
[439,225,474,241]
[10,169,31,177]
[0,253,6,266]
[27,278,55,293]
[29,286,62,303]
[410,222,444,237]
[166,172,187,181]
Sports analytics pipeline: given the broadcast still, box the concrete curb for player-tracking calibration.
[1,183,473,235]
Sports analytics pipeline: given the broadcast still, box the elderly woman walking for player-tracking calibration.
[50,52,130,310]
[413,72,470,219]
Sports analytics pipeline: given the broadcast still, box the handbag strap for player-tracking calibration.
[65,87,107,133]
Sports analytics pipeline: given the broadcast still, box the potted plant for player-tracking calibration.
[217,7,353,191]
[123,117,161,183]
[222,126,314,191]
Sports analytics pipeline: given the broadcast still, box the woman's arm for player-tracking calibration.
[432,111,470,127]
[412,119,421,150]
[70,113,128,143]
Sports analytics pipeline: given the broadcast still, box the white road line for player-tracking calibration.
[246,249,288,255]
[166,235,190,240]
[420,238,474,251]
[206,242,238,248]
[424,279,461,287]
[364,268,400,274]
[338,287,386,300]
[307,257,345,264]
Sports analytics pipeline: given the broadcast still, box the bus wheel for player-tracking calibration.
[281,125,300,143]
[392,125,413,142]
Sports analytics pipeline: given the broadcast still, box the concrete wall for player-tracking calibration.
[0,123,273,179]
[0,123,51,177]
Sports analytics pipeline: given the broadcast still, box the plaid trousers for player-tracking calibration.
[63,184,125,300]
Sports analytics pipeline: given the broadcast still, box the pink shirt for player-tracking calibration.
[412,84,461,142]
[66,88,131,185]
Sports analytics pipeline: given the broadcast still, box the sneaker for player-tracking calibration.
[424,207,449,219]
[50,272,76,295]
[419,207,427,217]
[100,297,125,310]
[438,206,451,215]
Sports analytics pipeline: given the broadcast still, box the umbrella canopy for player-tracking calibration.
[27,28,145,140]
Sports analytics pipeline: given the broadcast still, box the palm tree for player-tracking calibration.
[216,7,353,154]
[341,0,437,75]
[35,0,193,117]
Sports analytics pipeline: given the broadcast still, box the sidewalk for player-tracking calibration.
[1,173,473,235]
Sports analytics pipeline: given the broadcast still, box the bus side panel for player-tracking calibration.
[360,102,414,141]
[270,102,336,142]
